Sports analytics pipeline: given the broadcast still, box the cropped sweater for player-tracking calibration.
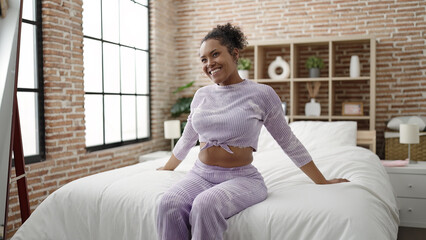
[172,79,312,168]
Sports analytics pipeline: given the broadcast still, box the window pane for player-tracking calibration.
[103,43,120,93]
[136,50,148,94]
[17,92,39,156]
[85,94,104,146]
[133,5,148,50]
[104,95,121,144]
[122,96,136,141]
[18,23,36,89]
[83,38,103,92]
[23,0,35,21]
[121,46,135,94]
[137,96,149,139]
[119,0,135,47]
[82,0,101,38]
[102,0,119,42]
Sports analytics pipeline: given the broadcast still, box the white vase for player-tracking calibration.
[305,98,321,116]
[350,55,360,78]
[268,56,290,80]
[238,70,249,79]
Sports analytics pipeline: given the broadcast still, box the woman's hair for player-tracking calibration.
[202,23,248,56]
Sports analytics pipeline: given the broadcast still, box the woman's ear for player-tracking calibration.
[233,48,239,63]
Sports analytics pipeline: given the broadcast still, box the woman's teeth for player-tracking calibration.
[210,68,221,75]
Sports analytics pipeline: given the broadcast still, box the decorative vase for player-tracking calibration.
[350,55,360,78]
[305,98,321,116]
[238,70,249,80]
[309,68,320,78]
[268,56,290,80]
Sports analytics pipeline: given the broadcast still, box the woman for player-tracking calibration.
[157,23,349,240]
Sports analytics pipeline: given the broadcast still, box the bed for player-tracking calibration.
[12,121,399,240]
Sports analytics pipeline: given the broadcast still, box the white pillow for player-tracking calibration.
[387,116,426,131]
[289,121,357,152]
[257,120,357,153]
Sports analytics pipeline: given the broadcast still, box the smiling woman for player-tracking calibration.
[156,23,348,240]
[199,23,248,86]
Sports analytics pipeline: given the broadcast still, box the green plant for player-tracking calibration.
[171,81,194,117]
[237,58,252,70]
[305,56,324,70]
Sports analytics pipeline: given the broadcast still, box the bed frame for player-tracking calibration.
[357,130,376,153]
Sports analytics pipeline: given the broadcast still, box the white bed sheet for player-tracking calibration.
[12,144,398,240]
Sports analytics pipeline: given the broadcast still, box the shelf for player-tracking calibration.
[292,115,330,120]
[331,116,370,120]
[249,35,376,131]
[255,79,291,83]
[331,77,370,81]
[293,77,329,82]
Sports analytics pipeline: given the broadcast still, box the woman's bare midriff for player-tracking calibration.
[198,142,253,168]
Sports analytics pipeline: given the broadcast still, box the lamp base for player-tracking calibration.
[170,139,175,152]
[409,159,418,164]
[407,144,417,164]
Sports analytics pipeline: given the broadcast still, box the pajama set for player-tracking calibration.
[157,79,313,240]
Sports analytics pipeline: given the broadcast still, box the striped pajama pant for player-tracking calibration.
[156,159,268,240]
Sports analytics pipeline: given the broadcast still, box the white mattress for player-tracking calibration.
[12,145,398,240]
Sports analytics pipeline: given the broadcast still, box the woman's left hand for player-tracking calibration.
[325,178,350,184]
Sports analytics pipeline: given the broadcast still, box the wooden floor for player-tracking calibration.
[397,227,426,240]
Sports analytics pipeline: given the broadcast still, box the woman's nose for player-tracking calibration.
[207,59,215,67]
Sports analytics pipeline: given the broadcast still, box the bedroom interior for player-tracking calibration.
[1,0,425,239]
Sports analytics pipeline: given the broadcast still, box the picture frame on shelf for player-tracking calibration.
[342,102,364,116]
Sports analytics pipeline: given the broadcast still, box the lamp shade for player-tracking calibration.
[399,124,419,144]
[164,120,181,139]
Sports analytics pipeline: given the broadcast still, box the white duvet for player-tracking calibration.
[12,145,398,240]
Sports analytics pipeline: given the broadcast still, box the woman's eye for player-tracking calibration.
[213,52,219,57]
[201,59,206,63]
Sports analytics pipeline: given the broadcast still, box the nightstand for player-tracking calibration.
[139,151,171,163]
[385,162,426,228]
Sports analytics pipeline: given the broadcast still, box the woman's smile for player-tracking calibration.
[209,68,222,76]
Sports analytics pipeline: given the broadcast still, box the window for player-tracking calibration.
[82,0,150,150]
[17,0,45,163]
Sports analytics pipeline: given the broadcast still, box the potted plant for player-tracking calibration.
[305,56,324,78]
[171,81,194,118]
[237,58,251,79]
[170,81,195,131]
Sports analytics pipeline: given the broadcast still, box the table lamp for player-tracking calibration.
[164,120,181,151]
[399,123,419,164]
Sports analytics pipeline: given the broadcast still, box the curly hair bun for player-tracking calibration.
[202,23,248,53]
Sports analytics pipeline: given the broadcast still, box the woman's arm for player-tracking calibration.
[300,161,349,184]
[158,154,182,171]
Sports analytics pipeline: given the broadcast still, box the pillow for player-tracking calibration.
[387,116,426,131]
[289,121,357,152]
[408,116,426,131]
[257,120,357,153]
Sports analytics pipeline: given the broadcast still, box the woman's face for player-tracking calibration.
[199,39,240,86]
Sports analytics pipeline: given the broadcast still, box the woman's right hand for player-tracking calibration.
[157,154,181,171]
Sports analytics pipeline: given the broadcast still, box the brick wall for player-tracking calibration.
[6,0,426,238]
[6,0,178,238]
[174,0,426,156]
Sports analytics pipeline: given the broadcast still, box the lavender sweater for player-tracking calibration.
[172,79,312,168]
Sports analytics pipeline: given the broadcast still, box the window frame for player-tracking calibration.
[83,0,151,152]
[17,0,45,164]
